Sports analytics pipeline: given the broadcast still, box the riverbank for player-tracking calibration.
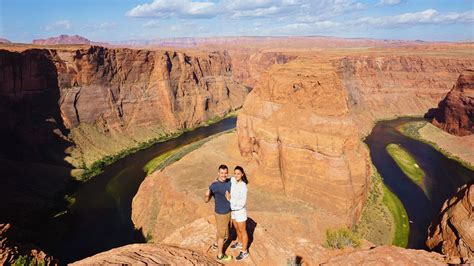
[398,121,474,170]
[355,166,409,247]
[76,111,239,181]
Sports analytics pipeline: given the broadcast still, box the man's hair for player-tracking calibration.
[218,164,228,171]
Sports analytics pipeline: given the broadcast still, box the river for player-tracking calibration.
[364,117,474,248]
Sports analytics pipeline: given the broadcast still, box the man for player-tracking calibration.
[204,164,232,262]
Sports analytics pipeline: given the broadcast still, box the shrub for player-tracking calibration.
[325,228,361,249]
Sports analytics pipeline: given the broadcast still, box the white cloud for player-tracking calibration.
[353,9,474,27]
[376,0,402,7]
[126,0,366,20]
[44,20,72,31]
[126,0,219,19]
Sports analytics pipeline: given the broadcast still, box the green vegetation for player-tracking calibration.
[386,143,424,188]
[80,131,182,181]
[325,228,361,249]
[400,121,474,171]
[355,168,393,245]
[144,129,234,175]
[145,233,153,243]
[13,255,45,266]
[355,166,409,247]
[382,184,409,247]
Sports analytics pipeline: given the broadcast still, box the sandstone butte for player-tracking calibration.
[427,182,474,264]
[429,69,474,136]
[129,43,474,264]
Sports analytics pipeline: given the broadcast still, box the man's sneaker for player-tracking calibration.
[216,254,232,263]
[230,242,242,249]
[211,243,218,251]
[236,251,249,261]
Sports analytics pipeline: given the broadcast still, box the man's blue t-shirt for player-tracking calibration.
[209,179,231,214]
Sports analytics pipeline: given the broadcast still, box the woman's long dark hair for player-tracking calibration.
[234,166,249,184]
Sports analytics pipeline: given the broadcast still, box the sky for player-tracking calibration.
[0,0,473,43]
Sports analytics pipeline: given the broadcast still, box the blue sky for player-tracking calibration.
[0,0,472,43]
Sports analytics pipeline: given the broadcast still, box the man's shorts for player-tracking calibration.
[231,208,247,223]
[215,212,231,239]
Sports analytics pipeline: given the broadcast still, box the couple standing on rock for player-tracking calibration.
[204,164,249,262]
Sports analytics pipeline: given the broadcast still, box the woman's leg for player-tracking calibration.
[232,218,241,244]
[237,220,248,252]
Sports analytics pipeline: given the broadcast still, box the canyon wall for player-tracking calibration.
[429,70,474,136]
[0,46,248,168]
[0,45,247,263]
[237,58,371,227]
[427,182,473,264]
[236,51,474,228]
[339,55,473,134]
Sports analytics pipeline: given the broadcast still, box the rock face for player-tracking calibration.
[426,182,474,264]
[322,245,445,265]
[0,46,248,167]
[0,223,56,265]
[229,50,297,87]
[429,70,474,136]
[70,243,218,265]
[32,34,93,45]
[339,55,473,134]
[236,58,371,227]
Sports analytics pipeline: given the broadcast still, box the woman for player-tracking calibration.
[226,166,249,261]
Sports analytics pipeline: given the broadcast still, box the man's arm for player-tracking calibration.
[204,188,212,203]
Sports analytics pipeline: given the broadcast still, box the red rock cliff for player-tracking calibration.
[430,70,474,136]
[339,55,473,134]
[0,46,248,167]
[237,58,370,227]
[426,182,473,264]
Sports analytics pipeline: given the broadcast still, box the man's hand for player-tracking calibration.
[225,190,231,201]
[204,189,212,203]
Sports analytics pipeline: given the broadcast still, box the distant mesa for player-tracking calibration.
[32,34,108,46]
[0,38,11,43]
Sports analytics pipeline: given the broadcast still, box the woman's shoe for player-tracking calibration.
[236,251,249,261]
[230,242,242,249]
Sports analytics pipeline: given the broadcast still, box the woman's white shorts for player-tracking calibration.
[231,208,247,222]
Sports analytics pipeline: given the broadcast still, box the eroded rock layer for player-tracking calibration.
[237,58,370,227]
[427,183,473,264]
[339,55,473,134]
[0,46,248,167]
[70,243,218,265]
[430,70,474,136]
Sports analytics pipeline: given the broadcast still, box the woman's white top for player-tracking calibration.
[230,176,247,211]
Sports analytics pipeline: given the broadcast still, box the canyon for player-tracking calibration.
[1,38,474,264]
[128,42,473,264]
[0,43,248,262]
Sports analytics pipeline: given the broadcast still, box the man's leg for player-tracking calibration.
[215,213,230,257]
